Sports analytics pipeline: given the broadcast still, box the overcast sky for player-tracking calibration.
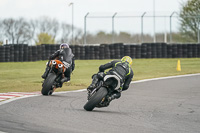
[0,0,188,34]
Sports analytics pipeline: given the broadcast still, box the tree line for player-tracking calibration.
[0,17,83,45]
[0,0,199,45]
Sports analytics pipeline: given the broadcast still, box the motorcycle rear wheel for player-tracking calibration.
[41,73,57,96]
[84,87,108,111]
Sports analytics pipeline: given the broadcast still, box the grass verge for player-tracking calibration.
[0,58,199,93]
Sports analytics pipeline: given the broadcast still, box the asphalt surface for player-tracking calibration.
[0,74,200,133]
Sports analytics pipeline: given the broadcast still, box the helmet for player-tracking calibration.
[60,43,69,49]
[121,56,132,65]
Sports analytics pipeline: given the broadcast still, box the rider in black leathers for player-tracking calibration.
[87,56,134,104]
[41,43,75,84]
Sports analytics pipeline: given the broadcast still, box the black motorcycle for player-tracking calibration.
[84,74,121,111]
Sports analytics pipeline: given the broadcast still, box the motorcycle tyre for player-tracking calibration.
[84,87,108,111]
[41,73,57,96]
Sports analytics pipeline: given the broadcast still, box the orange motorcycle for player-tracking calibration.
[41,60,68,95]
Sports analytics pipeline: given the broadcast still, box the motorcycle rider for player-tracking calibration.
[87,56,134,106]
[41,43,75,84]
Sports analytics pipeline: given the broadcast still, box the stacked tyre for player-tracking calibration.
[151,43,157,58]
[167,45,172,58]
[161,43,167,58]
[192,44,197,58]
[113,43,123,59]
[85,45,90,60]
[45,44,51,59]
[0,46,5,62]
[177,44,183,58]
[99,44,105,59]
[41,45,46,60]
[28,46,33,61]
[80,46,86,60]
[124,44,131,57]
[4,45,10,62]
[14,45,19,62]
[156,43,162,58]
[10,45,14,62]
[135,45,141,59]
[18,44,24,62]
[104,44,110,59]
[94,46,100,59]
[120,44,124,58]
[182,44,188,58]
[187,44,193,58]
[197,44,200,57]
[37,45,42,61]
[109,44,115,59]
[32,46,37,61]
[146,44,152,58]
[90,46,95,59]
[23,45,29,61]
[172,44,178,58]
[130,44,136,59]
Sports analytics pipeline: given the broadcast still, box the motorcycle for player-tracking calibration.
[41,60,70,95]
[84,74,122,111]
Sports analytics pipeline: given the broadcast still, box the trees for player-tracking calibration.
[32,17,59,42]
[0,19,4,45]
[2,18,33,44]
[179,0,200,42]
[35,33,55,45]
[0,17,82,45]
[58,23,71,43]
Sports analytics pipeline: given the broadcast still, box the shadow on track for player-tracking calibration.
[75,108,126,115]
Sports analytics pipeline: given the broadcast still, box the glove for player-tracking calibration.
[97,72,104,79]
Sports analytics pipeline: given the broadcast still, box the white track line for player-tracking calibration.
[0,73,199,106]
[131,73,200,84]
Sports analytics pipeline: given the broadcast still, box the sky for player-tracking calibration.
[0,0,188,34]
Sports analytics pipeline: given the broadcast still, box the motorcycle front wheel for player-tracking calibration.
[84,87,108,111]
[41,73,57,96]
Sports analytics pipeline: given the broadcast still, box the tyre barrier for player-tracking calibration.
[31,46,37,61]
[9,45,14,62]
[18,44,24,62]
[0,43,199,62]
[14,45,19,62]
[28,46,32,61]
[4,45,10,62]
[197,44,200,57]
[0,46,5,62]
[23,45,28,61]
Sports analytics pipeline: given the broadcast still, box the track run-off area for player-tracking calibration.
[0,74,200,133]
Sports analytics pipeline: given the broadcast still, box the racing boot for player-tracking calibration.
[107,92,121,102]
[96,92,121,108]
[61,77,70,84]
[87,75,99,92]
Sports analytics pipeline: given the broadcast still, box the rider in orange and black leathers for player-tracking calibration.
[42,43,75,84]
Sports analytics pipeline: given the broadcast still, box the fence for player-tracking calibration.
[0,43,200,62]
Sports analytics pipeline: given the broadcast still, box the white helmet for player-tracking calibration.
[60,43,69,49]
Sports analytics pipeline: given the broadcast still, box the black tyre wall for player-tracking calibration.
[0,46,5,62]
[4,45,10,62]
[0,43,200,62]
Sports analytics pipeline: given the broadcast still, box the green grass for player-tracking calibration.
[0,58,199,93]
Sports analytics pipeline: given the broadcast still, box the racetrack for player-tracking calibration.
[0,74,200,133]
